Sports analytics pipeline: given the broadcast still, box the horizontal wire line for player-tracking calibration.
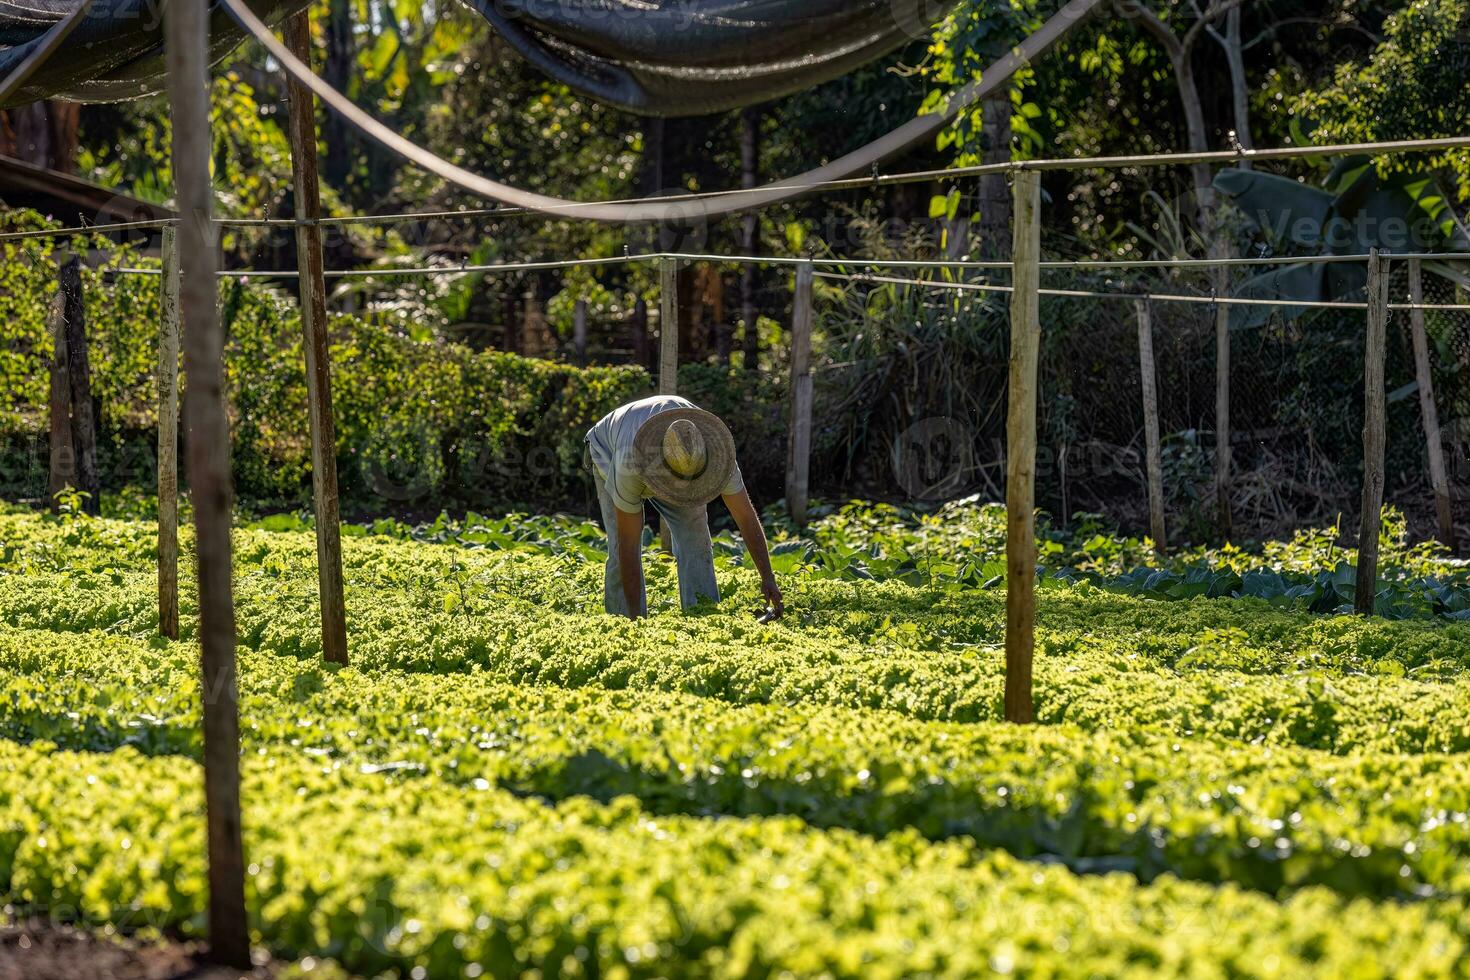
[666,251,1470,271]
[98,250,1466,276]
[813,270,1470,311]
[7,138,1467,241]
[107,253,657,278]
[0,218,176,243]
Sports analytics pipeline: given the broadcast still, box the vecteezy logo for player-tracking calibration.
[892,416,975,501]
[364,455,433,503]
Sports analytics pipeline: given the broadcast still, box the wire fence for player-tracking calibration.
[4,212,1466,548]
[801,255,1468,548]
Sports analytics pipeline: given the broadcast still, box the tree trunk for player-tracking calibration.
[0,103,50,167]
[644,116,666,195]
[633,296,650,371]
[323,0,354,189]
[502,289,520,354]
[1,102,81,172]
[1171,52,1217,224]
[677,263,699,361]
[740,106,761,371]
[47,102,79,173]
[975,93,1014,261]
[1216,8,1253,168]
[1138,5,1235,535]
[59,255,100,514]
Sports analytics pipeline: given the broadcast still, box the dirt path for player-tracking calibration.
[0,920,274,980]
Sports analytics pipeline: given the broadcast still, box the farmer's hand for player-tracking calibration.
[722,489,784,621]
[760,575,784,620]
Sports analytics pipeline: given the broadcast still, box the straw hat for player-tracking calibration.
[630,407,737,506]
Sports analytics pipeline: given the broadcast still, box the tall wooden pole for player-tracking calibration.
[1213,262,1232,538]
[658,257,678,551]
[165,0,250,965]
[46,292,71,508]
[1355,249,1389,616]
[158,227,181,640]
[659,257,678,394]
[285,11,349,666]
[1135,297,1167,553]
[1408,259,1455,548]
[1005,170,1041,725]
[785,261,815,528]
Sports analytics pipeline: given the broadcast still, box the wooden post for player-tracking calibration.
[1356,249,1389,616]
[659,257,678,394]
[785,261,815,528]
[158,227,181,640]
[1408,259,1455,548]
[46,292,71,508]
[1005,169,1041,725]
[285,10,349,666]
[1135,297,1167,553]
[165,0,250,965]
[573,298,589,365]
[658,258,678,551]
[1213,262,1232,538]
[59,255,100,514]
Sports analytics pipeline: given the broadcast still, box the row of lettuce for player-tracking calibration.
[3,511,1469,723]
[238,494,1470,621]
[1,512,1468,972]
[6,738,1468,978]
[4,627,1470,901]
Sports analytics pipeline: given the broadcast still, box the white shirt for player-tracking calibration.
[586,395,744,512]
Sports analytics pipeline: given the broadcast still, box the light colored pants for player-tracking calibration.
[592,465,720,616]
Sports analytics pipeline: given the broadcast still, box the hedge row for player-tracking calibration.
[1,225,787,513]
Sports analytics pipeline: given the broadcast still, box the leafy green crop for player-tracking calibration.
[284,497,1470,622]
[5,630,1470,899]
[0,505,1466,974]
[3,741,1470,978]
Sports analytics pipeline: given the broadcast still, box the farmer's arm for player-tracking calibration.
[722,489,784,618]
[615,506,645,619]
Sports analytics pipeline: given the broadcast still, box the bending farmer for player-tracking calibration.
[586,395,784,620]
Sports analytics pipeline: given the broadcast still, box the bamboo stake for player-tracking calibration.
[165,0,249,964]
[158,227,181,640]
[285,10,349,666]
[1135,297,1167,553]
[1355,249,1389,616]
[1408,259,1455,548]
[785,261,815,528]
[659,257,678,394]
[1005,170,1041,725]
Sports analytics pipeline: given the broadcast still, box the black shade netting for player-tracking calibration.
[1,0,962,115]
